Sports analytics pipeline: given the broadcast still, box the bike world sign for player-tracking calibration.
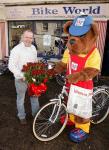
[6,3,109,21]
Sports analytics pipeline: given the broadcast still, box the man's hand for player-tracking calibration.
[20,77,25,82]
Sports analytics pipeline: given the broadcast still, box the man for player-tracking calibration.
[8,30,40,125]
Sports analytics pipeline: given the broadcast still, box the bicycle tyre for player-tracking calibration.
[33,100,68,141]
[91,89,109,124]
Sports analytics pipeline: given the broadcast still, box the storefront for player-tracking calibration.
[4,3,109,74]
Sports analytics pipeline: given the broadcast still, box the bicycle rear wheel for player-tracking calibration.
[33,100,68,141]
[91,89,109,124]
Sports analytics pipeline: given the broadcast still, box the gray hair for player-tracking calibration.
[20,30,34,42]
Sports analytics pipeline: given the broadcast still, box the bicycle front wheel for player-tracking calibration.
[33,100,68,141]
[91,89,109,124]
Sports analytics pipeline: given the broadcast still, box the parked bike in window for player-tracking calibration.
[0,56,9,76]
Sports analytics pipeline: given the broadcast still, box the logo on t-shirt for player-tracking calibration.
[71,62,78,70]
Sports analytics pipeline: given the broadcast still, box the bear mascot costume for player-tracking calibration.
[55,15,101,142]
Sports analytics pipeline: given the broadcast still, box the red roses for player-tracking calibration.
[22,62,55,96]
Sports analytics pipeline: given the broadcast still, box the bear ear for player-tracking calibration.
[91,23,99,41]
[63,21,72,34]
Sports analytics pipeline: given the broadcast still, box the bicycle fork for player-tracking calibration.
[49,99,61,123]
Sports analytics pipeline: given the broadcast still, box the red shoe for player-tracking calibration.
[60,115,74,126]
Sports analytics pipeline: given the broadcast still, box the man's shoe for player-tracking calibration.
[69,128,89,143]
[20,118,27,125]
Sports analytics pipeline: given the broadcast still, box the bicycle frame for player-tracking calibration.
[49,85,69,103]
[33,83,109,142]
[48,85,69,123]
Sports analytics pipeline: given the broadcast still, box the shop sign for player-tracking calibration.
[6,3,109,20]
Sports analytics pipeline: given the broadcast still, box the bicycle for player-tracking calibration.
[0,56,9,75]
[33,83,109,141]
[39,56,56,70]
[91,85,109,124]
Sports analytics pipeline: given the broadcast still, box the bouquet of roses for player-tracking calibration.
[22,62,55,96]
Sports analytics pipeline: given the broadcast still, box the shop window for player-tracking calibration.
[56,22,61,29]
[8,21,34,50]
[43,22,48,31]
[54,23,62,36]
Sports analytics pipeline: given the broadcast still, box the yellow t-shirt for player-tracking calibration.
[62,48,101,70]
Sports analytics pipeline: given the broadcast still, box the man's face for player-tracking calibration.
[22,31,33,47]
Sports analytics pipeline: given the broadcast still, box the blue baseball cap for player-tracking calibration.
[69,15,93,36]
